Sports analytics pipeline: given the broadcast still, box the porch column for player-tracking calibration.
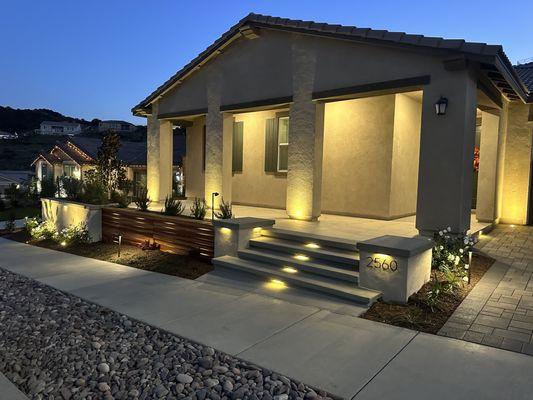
[204,108,233,209]
[476,111,500,222]
[147,102,173,203]
[416,68,478,235]
[286,36,324,221]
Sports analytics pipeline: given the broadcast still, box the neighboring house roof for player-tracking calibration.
[40,121,81,127]
[31,136,185,168]
[0,170,34,186]
[132,13,531,115]
[515,62,533,93]
[100,120,134,125]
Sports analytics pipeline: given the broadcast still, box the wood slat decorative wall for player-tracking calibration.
[102,208,214,260]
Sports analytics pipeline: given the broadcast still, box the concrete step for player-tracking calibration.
[261,228,358,252]
[213,255,381,305]
[249,236,358,267]
[238,248,359,283]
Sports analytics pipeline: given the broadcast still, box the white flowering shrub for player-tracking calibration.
[432,227,475,280]
[26,218,57,240]
[57,224,91,245]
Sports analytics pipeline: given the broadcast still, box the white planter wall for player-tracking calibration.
[41,198,107,242]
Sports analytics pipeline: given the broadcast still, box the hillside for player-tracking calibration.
[0,106,93,133]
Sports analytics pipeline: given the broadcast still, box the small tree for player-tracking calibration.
[86,130,127,199]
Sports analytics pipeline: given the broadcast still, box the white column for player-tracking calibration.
[147,102,173,203]
[476,111,500,222]
[416,68,478,235]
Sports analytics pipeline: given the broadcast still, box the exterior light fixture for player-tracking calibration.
[211,192,219,222]
[60,241,67,247]
[305,243,320,249]
[294,254,309,262]
[435,97,448,115]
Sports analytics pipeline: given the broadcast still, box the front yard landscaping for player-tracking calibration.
[362,252,494,333]
[0,205,40,221]
[4,229,213,280]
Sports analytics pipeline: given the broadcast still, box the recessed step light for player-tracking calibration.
[264,279,287,290]
[305,242,320,249]
[294,254,309,261]
[282,266,298,274]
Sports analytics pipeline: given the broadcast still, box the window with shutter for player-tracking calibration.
[264,118,278,172]
[202,125,206,171]
[232,121,243,172]
[277,117,289,172]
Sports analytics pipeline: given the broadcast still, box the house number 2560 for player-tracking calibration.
[365,256,398,272]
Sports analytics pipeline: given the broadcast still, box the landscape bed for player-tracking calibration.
[361,253,495,333]
[4,229,213,280]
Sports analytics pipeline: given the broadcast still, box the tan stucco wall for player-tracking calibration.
[185,116,205,199]
[390,93,422,217]
[322,95,395,217]
[498,102,533,224]
[321,93,421,218]
[232,110,287,208]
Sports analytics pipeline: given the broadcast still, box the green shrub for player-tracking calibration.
[80,180,107,205]
[134,187,151,211]
[162,196,184,216]
[214,197,233,219]
[40,178,57,198]
[190,197,206,220]
[5,183,21,207]
[4,212,16,232]
[0,199,5,212]
[61,177,83,201]
[111,190,131,208]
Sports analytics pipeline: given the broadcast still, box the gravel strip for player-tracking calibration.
[0,268,336,400]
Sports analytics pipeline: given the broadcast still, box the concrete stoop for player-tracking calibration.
[213,228,381,305]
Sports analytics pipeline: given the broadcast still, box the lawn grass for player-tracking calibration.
[4,230,213,280]
[0,206,41,221]
[361,253,494,334]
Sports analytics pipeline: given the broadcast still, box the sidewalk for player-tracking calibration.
[1,237,533,399]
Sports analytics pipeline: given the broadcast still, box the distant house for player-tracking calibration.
[40,121,82,136]
[0,131,18,139]
[98,120,137,133]
[31,135,185,197]
[0,170,34,197]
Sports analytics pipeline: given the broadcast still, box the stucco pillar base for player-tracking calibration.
[213,218,275,257]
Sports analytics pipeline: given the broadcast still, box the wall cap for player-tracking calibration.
[41,197,116,210]
[356,235,434,257]
[213,217,275,229]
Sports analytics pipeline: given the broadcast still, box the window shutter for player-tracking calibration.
[202,124,206,171]
[264,118,278,172]
[232,121,244,172]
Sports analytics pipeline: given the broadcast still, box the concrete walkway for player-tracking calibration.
[1,238,533,399]
[0,372,28,399]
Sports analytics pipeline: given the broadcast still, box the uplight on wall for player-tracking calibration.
[435,97,448,115]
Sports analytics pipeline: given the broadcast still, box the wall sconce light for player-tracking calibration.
[211,192,219,222]
[435,97,448,115]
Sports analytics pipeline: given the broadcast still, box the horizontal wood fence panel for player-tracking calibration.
[102,208,214,260]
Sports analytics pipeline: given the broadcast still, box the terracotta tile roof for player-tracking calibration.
[515,62,533,92]
[132,13,531,113]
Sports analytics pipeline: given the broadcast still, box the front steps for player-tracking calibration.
[213,228,381,306]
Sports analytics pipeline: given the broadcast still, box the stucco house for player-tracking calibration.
[40,121,83,136]
[32,136,186,197]
[98,120,137,133]
[132,13,533,236]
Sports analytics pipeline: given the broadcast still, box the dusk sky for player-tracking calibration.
[1,0,532,124]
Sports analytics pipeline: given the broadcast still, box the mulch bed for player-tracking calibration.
[3,230,213,280]
[361,253,495,334]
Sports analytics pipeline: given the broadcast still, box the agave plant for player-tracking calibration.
[162,196,184,216]
[214,197,233,219]
[134,187,151,211]
[190,197,207,220]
